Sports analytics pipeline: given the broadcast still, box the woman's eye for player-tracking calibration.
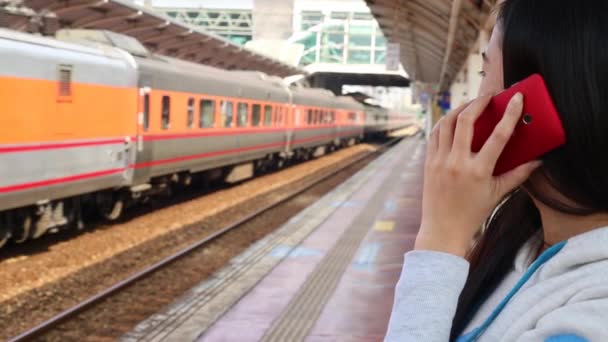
[478,70,486,77]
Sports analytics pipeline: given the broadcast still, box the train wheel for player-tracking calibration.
[97,192,124,221]
[276,158,285,170]
[0,214,9,248]
[12,211,33,243]
[0,226,9,248]
[65,199,84,231]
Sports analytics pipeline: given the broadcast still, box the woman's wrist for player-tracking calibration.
[414,230,470,258]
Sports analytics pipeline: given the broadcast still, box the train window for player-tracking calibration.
[252,104,261,127]
[237,103,249,127]
[221,101,234,128]
[264,105,273,126]
[348,112,356,123]
[187,98,195,128]
[58,65,72,98]
[315,110,321,125]
[331,111,336,123]
[161,96,171,130]
[200,99,215,128]
[307,109,313,125]
[143,94,150,131]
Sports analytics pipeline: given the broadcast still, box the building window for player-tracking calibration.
[353,12,373,20]
[375,33,387,48]
[161,95,171,130]
[200,99,215,128]
[237,103,249,127]
[331,11,348,20]
[349,34,372,47]
[143,94,150,131]
[264,105,273,126]
[251,104,261,127]
[348,49,372,64]
[187,97,195,128]
[321,46,344,63]
[301,10,324,30]
[221,100,234,128]
[375,49,387,64]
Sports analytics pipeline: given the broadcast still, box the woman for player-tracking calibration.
[385,1,608,341]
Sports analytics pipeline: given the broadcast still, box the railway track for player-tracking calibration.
[8,137,403,342]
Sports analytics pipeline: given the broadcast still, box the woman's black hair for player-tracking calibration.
[450,0,608,339]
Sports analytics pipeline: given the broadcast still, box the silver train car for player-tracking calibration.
[0,29,376,247]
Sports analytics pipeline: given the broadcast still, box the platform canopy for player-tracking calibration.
[365,0,497,90]
[2,0,302,77]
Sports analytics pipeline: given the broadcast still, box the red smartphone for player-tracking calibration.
[471,74,566,175]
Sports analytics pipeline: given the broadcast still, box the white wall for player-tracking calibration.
[449,29,488,108]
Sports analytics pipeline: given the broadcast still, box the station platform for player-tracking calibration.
[122,135,425,342]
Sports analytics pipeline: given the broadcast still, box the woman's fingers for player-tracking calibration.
[437,111,458,158]
[436,102,470,158]
[496,159,542,195]
[477,93,524,170]
[427,116,442,156]
[452,95,493,157]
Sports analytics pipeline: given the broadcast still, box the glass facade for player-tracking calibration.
[290,10,387,66]
[159,8,253,45]
[145,2,387,67]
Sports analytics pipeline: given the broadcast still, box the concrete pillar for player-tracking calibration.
[253,0,294,40]
[450,67,468,108]
[470,28,489,97]
[467,53,483,98]
[448,27,490,107]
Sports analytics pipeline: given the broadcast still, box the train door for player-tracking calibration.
[133,72,153,184]
[286,105,299,154]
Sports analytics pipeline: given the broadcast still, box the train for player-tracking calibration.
[0,28,413,248]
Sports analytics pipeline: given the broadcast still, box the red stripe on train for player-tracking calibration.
[0,127,363,153]
[0,131,363,193]
[0,169,125,194]
[130,132,359,168]
[0,139,125,154]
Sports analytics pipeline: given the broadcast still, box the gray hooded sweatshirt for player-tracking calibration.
[385,226,608,341]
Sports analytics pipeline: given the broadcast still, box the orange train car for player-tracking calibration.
[0,28,368,248]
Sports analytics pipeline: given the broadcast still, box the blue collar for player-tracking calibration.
[456,241,567,342]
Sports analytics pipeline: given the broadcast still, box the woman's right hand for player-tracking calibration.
[415,93,542,257]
